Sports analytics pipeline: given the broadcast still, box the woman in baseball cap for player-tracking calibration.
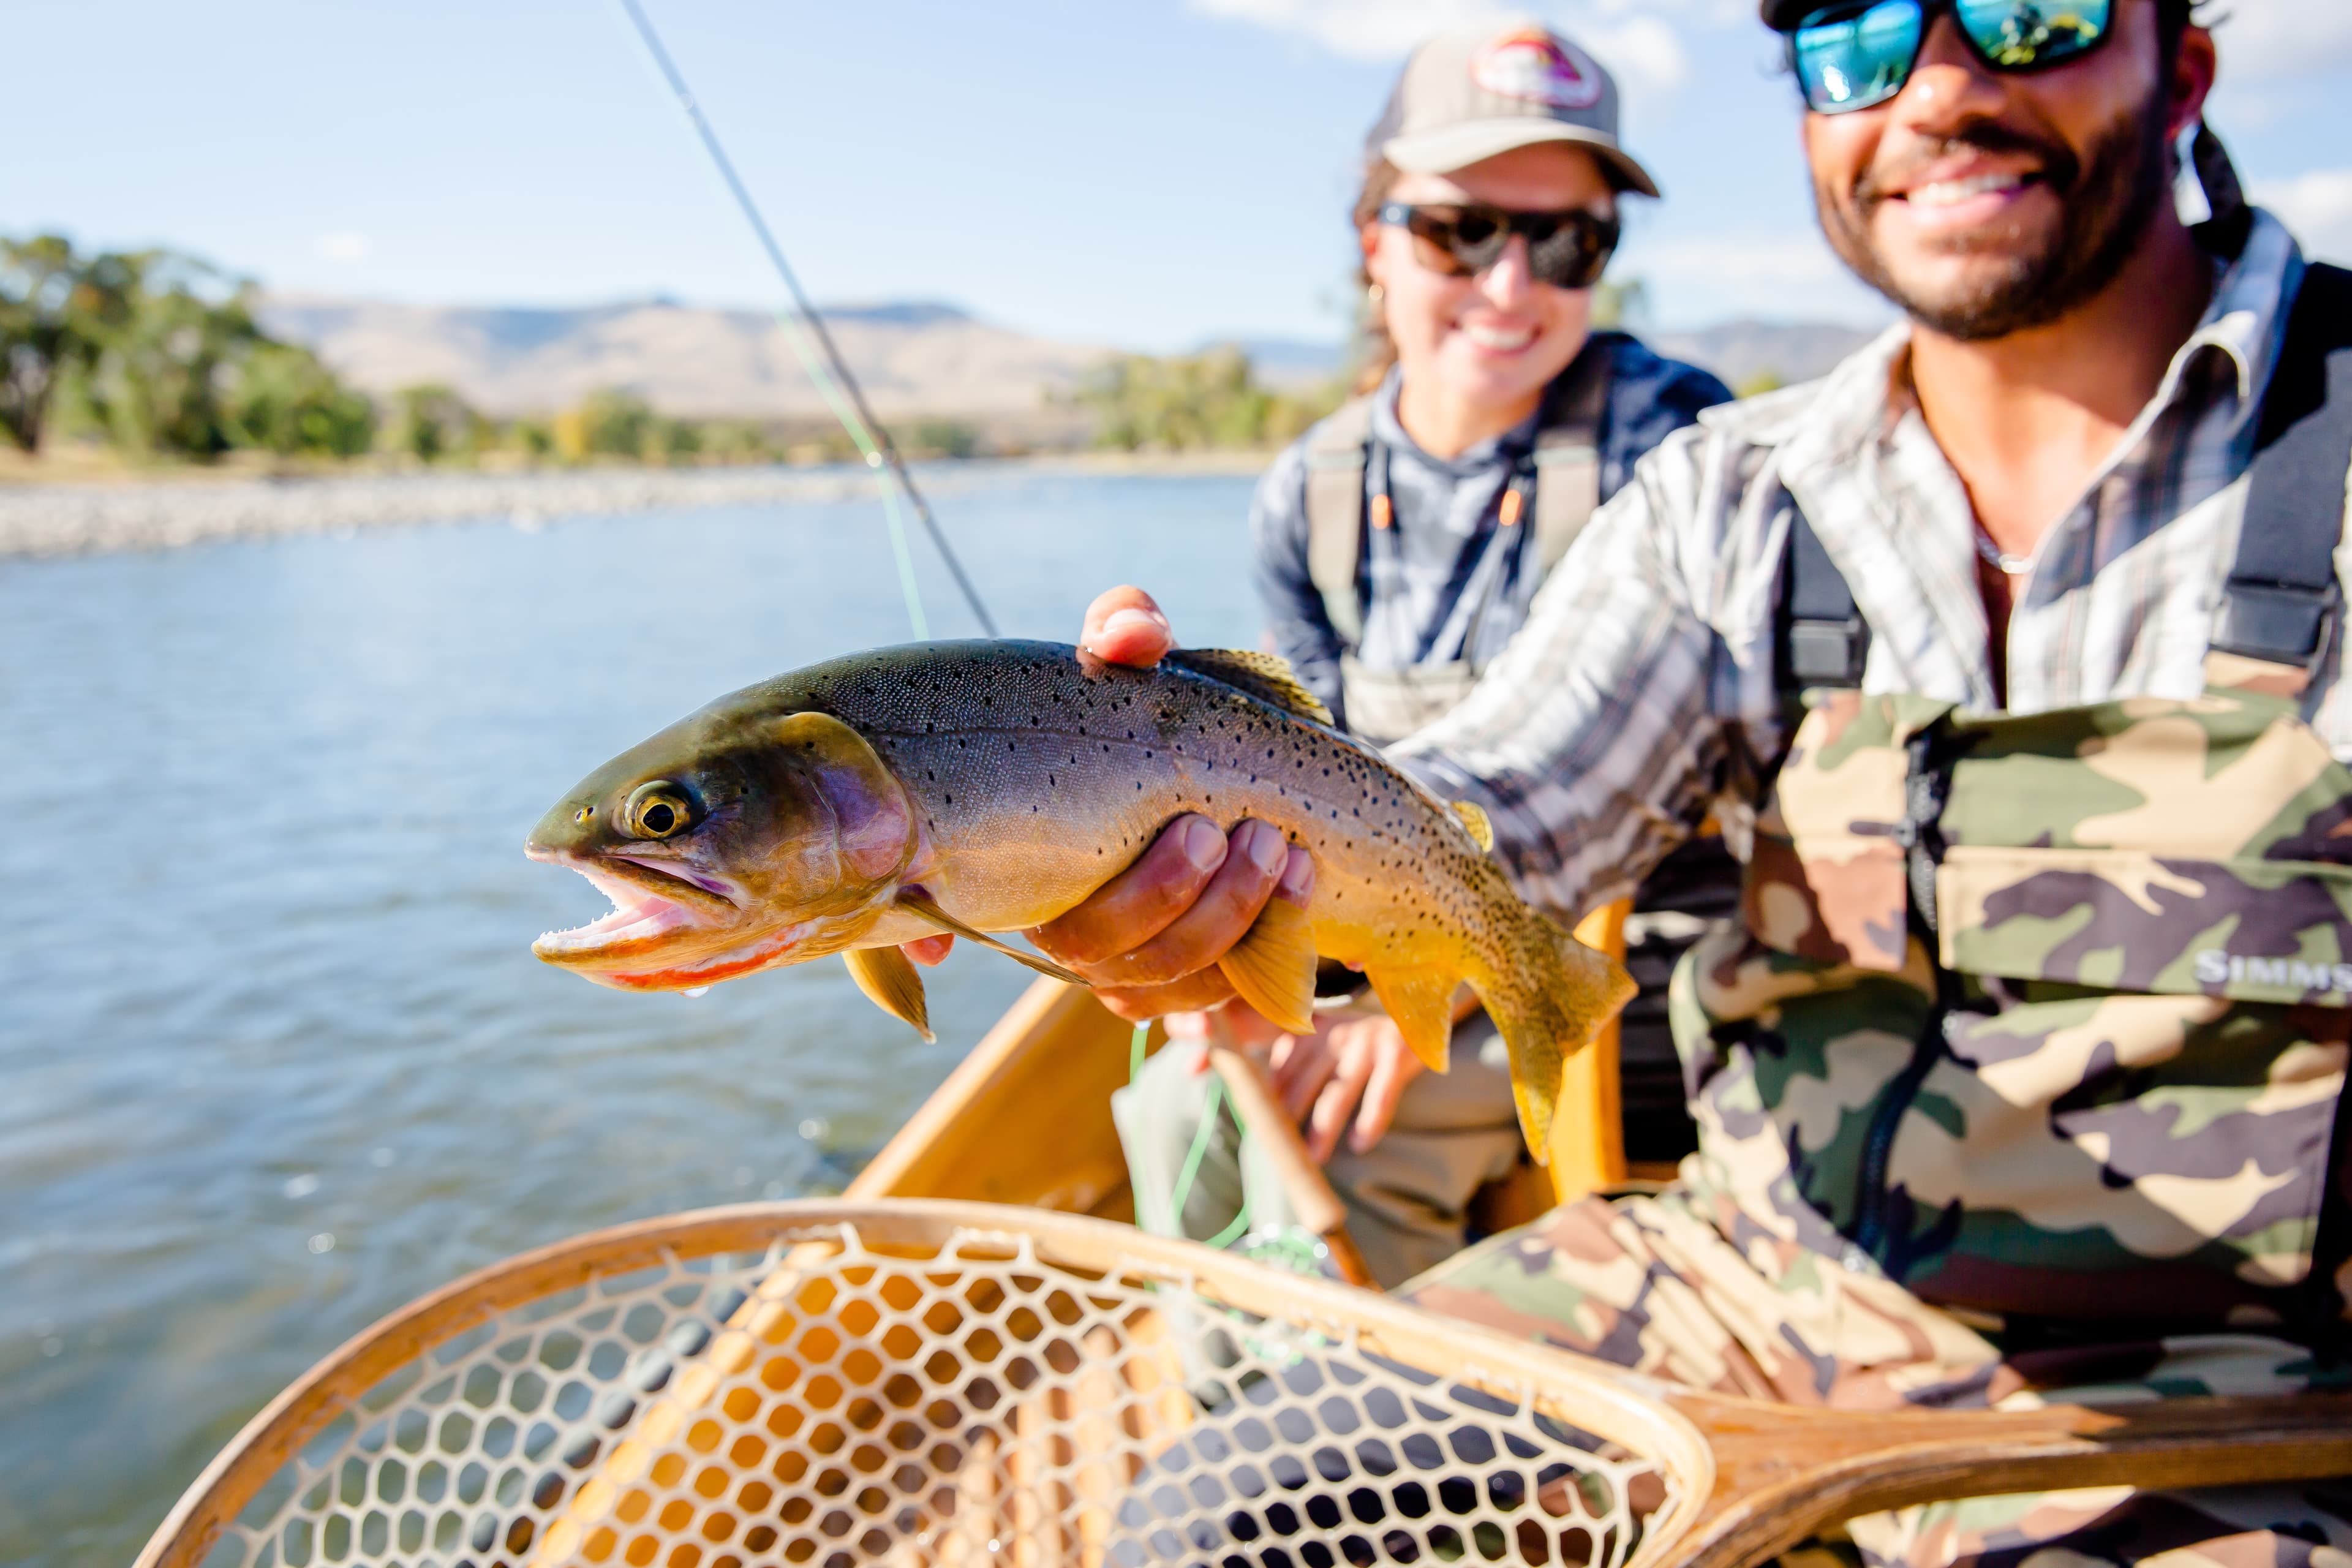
[1114,17,1733,1287]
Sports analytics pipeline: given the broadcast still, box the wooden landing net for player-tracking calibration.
[138,1200,2352,1568]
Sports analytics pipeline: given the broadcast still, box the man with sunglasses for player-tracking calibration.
[928,0,2351,1559]
[1107,20,1734,1292]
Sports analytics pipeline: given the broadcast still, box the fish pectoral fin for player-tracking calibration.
[843,947,934,1042]
[1163,648,1334,727]
[1451,801,1494,853]
[1362,962,1458,1075]
[1216,897,1317,1035]
[895,889,1088,986]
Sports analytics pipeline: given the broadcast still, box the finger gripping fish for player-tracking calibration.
[526,640,1632,1158]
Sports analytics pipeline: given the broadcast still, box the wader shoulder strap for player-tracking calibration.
[1303,396,1378,647]
[2208,262,2352,696]
[1777,503,1869,696]
[1302,350,1616,651]
[1529,346,1612,573]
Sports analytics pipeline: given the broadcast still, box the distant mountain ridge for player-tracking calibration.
[1201,320,1879,396]
[257,294,1109,431]
[260,292,1878,431]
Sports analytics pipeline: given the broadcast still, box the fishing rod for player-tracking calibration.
[610,0,1000,639]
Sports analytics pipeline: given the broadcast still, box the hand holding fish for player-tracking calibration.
[962,586,1302,1021]
[527,596,1632,1158]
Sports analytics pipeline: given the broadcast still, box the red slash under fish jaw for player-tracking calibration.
[530,856,706,962]
[529,846,826,988]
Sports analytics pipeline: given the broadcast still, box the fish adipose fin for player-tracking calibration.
[896,889,1088,986]
[1451,801,1494,853]
[1363,963,1458,1075]
[1216,897,1317,1035]
[1164,648,1334,727]
[843,947,934,1042]
[1479,908,1636,1164]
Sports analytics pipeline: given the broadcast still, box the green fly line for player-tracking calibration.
[1129,1022,1252,1248]
[609,0,1001,642]
[622,2,1276,1260]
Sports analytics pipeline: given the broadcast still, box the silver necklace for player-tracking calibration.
[1973,527,2032,576]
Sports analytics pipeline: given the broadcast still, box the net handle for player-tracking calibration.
[1205,1042,1378,1286]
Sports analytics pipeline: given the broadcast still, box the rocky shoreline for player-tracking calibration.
[0,453,1267,560]
[0,467,892,559]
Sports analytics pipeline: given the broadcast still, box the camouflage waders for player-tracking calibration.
[1408,268,2352,1567]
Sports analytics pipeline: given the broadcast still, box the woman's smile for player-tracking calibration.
[1458,319,1542,356]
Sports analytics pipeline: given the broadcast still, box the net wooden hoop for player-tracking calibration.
[136,1200,2352,1568]
[137,1201,1713,1568]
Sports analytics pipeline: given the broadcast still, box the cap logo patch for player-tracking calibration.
[1469,28,1603,110]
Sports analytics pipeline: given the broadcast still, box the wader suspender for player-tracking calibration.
[1302,349,1611,652]
[1776,505,1870,695]
[2208,262,2352,697]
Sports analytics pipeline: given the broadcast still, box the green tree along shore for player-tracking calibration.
[2,234,1343,472]
[0,236,376,461]
[1066,345,1341,453]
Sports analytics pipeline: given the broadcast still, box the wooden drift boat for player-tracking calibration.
[134,910,2352,1568]
[845,903,1646,1229]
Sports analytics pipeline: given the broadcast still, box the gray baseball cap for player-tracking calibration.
[1366,16,1660,198]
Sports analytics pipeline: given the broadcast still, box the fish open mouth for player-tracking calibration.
[530,851,725,962]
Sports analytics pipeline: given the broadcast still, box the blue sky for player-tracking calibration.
[7,0,2349,350]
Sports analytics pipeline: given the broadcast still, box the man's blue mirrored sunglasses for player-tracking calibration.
[1789,0,2114,115]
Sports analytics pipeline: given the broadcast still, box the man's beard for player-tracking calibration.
[1815,96,2174,342]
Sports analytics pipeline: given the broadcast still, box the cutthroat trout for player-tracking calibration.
[526,640,1631,1156]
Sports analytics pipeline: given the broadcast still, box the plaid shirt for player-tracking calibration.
[1398,211,2345,918]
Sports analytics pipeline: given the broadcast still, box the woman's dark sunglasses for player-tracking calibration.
[1789,0,2113,115]
[1378,202,1619,291]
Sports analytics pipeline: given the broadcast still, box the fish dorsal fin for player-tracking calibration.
[1452,801,1494,853]
[1164,648,1334,726]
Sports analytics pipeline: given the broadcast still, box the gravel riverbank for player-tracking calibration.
[0,453,1271,560]
[0,467,879,558]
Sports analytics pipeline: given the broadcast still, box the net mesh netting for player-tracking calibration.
[189,1216,1672,1568]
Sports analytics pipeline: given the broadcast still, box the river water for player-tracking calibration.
[0,471,1257,1566]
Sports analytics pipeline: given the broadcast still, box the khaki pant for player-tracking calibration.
[1404,1186,2352,1568]
[1110,1016,1524,1289]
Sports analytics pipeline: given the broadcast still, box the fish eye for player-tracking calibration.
[622,781,697,840]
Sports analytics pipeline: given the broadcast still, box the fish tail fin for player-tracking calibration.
[1472,907,1635,1166]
